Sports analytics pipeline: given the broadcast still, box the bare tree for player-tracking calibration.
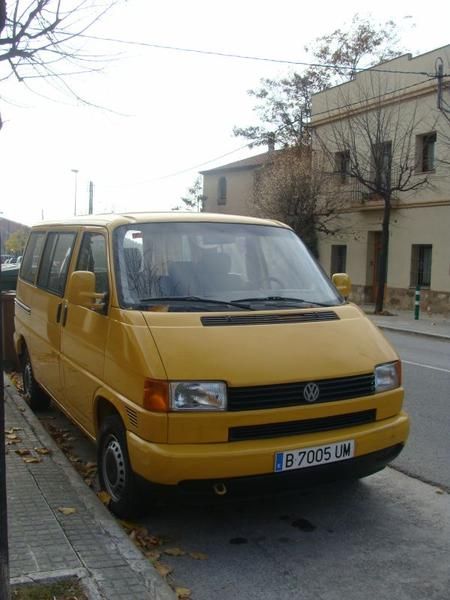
[253,147,345,257]
[315,76,431,313]
[0,0,119,109]
[234,15,405,148]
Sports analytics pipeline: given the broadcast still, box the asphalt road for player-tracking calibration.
[384,331,450,491]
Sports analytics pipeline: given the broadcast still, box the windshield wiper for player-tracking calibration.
[138,296,254,310]
[234,296,333,307]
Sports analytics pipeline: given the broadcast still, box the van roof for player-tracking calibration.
[32,212,289,230]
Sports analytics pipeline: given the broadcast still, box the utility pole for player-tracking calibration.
[88,181,94,215]
[436,57,450,122]
[0,233,10,600]
[71,169,79,216]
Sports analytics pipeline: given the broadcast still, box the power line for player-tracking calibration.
[100,73,444,192]
[102,142,254,189]
[78,33,448,78]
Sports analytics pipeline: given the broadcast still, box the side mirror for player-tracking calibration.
[332,272,351,299]
[67,271,107,312]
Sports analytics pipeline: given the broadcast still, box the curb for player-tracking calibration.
[4,376,176,600]
[373,323,450,341]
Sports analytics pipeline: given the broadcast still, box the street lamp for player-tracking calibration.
[71,169,79,216]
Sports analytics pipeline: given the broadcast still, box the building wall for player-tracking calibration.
[312,45,450,313]
[318,202,450,313]
[203,170,259,216]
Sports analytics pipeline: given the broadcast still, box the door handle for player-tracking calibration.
[56,303,63,323]
[61,303,68,327]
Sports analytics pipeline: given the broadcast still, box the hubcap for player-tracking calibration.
[102,435,126,502]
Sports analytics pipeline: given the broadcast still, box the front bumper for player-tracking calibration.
[127,411,409,486]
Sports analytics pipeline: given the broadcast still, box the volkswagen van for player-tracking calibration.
[14,213,409,516]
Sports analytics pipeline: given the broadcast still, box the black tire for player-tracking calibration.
[22,349,50,411]
[97,414,143,518]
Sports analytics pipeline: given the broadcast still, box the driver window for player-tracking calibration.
[76,232,109,296]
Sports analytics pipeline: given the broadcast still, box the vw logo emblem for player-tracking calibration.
[303,382,320,403]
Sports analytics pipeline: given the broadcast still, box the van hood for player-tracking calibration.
[142,304,397,386]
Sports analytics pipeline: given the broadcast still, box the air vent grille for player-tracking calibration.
[125,407,138,429]
[229,409,376,441]
[201,311,339,327]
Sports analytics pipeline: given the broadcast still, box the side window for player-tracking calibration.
[218,176,227,205]
[20,232,46,284]
[76,232,109,295]
[37,232,77,296]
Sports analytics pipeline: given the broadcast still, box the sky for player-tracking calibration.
[0,0,449,226]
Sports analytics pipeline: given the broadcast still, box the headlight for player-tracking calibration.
[374,361,401,392]
[169,382,227,411]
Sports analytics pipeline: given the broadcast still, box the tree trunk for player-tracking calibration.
[375,194,391,313]
[0,1,6,35]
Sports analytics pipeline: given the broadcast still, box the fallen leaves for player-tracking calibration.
[116,519,205,597]
[164,547,186,557]
[97,491,111,506]
[11,444,51,464]
[9,371,24,393]
[35,447,51,455]
[128,526,161,548]
[154,561,173,577]
[189,551,208,561]
[23,457,42,464]
[58,507,77,516]
[15,449,31,457]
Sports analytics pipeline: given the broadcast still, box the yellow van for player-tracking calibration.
[14,213,408,516]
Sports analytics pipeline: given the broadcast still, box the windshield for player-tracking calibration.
[113,221,343,311]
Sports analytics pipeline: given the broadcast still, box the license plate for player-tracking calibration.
[274,440,355,472]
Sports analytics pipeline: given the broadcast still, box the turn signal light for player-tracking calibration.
[143,379,169,412]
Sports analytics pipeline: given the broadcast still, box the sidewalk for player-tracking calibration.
[363,305,450,340]
[4,376,176,600]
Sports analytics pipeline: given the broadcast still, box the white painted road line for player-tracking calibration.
[403,360,450,374]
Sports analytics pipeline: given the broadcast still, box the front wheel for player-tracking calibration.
[22,350,50,411]
[98,415,142,518]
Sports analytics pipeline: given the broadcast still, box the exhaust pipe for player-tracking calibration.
[213,482,227,496]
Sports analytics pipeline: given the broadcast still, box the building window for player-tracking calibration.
[417,132,436,172]
[335,151,350,184]
[218,176,227,205]
[410,244,432,288]
[330,245,347,274]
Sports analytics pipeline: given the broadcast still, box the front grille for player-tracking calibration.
[228,373,375,411]
[201,311,339,327]
[229,409,376,441]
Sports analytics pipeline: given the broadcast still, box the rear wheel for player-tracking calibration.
[98,414,143,518]
[22,350,50,411]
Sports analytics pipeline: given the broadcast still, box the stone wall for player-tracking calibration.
[350,284,450,316]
